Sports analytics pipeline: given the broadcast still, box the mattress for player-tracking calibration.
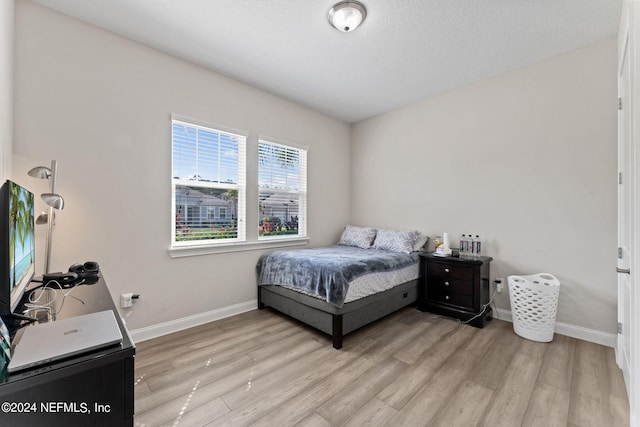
[257,245,420,307]
[279,261,420,303]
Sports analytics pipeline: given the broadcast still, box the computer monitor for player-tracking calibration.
[0,180,36,320]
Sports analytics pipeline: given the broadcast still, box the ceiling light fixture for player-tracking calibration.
[328,1,367,33]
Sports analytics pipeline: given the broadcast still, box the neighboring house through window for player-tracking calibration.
[171,115,246,247]
[258,137,307,239]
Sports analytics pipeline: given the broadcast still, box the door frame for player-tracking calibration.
[618,2,640,424]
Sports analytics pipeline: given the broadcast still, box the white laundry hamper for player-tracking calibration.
[507,273,560,342]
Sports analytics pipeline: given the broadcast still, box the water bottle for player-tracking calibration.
[475,235,482,256]
[459,235,466,256]
[469,235,476,257]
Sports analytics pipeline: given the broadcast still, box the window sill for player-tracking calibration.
[168,237,310,258]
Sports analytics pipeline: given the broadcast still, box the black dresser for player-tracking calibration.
[0,275,134,427]
[418,253,493,328]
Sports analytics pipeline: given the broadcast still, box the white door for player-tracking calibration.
[618,19,633,404]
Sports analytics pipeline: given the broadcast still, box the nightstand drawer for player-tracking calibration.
[427,262,474,281]
[426,276,473,294]
[428,289,473,309]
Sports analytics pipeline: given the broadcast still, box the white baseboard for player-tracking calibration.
[129,299,258,343]
[128,302,616,348]
[494,308,617,348]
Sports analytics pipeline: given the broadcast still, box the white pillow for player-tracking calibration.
[337,225,377,249]
[413,233,429,251]
[373,229,420,253]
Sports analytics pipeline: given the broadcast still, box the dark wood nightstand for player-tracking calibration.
[418,253,493,328]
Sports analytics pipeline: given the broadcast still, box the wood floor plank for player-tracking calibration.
[340,397,399,427]
[245,318,429,427]
[293,412,332,427]
[462,318,511,358]
[377,323,476,410]
[315,358,407,425]
[137,338,325,424]
[429,380,494,427]
[392,316,457,365]
[469,322,521,391]
[137,393,229,427]
[568,392,611,427]
[249,354,386,427]
[389,350,480,425]
[479,351,543,427]
[133,306,630,427]
[247,318,430,427]
[568,339,624,426]
[146,328,311,392]
[157,397,230,427]
[213,338,379,426]
[522,382,570,427]
[571,340,609,397]
[136,355,254,414]
[136,338,322,414]
[537,334,575,391]
[186,316,283,351]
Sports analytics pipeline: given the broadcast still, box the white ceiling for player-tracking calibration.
[29,0,622,123]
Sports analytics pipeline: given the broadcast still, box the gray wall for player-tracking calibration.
[13,1,351,330]
[351,38,618,334]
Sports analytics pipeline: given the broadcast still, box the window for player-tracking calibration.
[258,138,307,239]
[171,115,246,248]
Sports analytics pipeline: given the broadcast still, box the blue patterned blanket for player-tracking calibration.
[257,245,419,307]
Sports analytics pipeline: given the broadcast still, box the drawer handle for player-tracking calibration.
[444,281,450,286]
[444,268,450,273]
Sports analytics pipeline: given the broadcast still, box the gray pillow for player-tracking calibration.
[373,228,420,253]
[337,225,377,249]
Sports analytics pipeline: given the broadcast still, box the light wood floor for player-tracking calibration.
[133,306,629,426]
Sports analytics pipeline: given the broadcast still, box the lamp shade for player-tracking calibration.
[27,166,52,179]
[36,211,48,225]
[42,193,64,210]
[328,1,367,32]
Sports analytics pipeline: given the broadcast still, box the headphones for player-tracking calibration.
[41,261,100,288]
[68,261,100,280]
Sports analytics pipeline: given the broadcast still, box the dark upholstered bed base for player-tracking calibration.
[258,279,419,349]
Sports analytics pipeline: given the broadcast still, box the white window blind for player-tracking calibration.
[258,138,307,239]
[171,116,246,247]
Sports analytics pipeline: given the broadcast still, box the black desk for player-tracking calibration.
[0,275,135,426]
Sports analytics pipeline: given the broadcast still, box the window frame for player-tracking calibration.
[170,114,247,249]
[257,136,308,241]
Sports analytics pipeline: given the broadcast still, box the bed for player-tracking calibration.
[257,226,427,349]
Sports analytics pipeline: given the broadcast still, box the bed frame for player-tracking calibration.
[258,279,420,349]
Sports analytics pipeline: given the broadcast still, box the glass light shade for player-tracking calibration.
[328,1,367,32]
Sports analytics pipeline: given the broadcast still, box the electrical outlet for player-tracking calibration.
[495,277,504,293]
[120,293,133,308]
